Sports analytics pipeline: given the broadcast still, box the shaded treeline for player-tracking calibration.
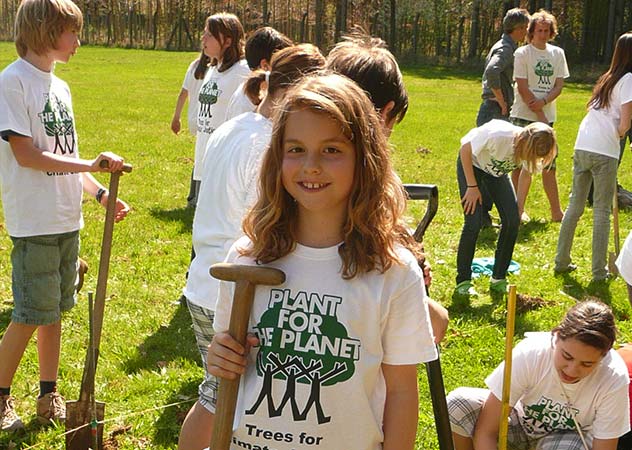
[0,0,630,64]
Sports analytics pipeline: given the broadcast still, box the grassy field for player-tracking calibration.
[0,42,630,449]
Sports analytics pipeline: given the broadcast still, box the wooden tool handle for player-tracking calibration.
[499,285,517,450]
[98,159,133,173]
[209,264,285,450]
[91,167,124,368]
[211,263,286,285]
[211,280,255,450]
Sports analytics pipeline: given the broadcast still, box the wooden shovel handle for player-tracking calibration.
[91,163,131,369]
[98,159,133,173]
[209,264,285,450]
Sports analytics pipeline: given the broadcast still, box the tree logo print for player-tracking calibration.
[247,288,360,424]
[534,60,554,86]
[489,157,518,176]
[38,93,75,155]
[197,80,221,119]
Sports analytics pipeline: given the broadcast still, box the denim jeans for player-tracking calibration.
[476,99,509,127]
[456,157,520,284]
[555,150,618,280]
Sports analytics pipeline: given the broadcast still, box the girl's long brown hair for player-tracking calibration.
[206,12,244,72]
[242,73,421,278]
[588,32,632,110]
[244,44,325,105]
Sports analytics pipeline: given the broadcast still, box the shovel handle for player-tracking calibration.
[209,265,285,450]
[91,162,131,369]
[99,159,133,173]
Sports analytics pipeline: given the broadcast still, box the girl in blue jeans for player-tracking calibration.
[555,33,632,282]
[455,119,557,299]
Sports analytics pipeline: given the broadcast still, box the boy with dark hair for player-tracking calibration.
[0,0,129,430]
[224,26,292,120]
[327,31,408,135]
[326,31,448,342]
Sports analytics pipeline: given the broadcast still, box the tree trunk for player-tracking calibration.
[334,0,346,42]
[456,15,465,62]
[468,0,480,59]
[262,0,268,25]
[389,0,397,54]
[314,0,324,49]
[413,12,420,59]
[605,0,616,61]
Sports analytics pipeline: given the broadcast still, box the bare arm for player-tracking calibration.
[619,101,632,139]
[382,364,418,450]
[472,391,502,450]
[490,87,507,116]
[427,299,448,343]
[81,173,130,223]
[8,135,124,174]
[515,78,547,122]
[171,88,188,135]
[593,438,619,450]
[459,142,482,215]
[515,169,532,217]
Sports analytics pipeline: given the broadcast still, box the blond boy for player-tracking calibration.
[0,0,129,430]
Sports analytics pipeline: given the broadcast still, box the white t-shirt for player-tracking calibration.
[184,112,272,310]
[193,59,250,180]
[511,43,570,123]
[616,230,632,285]
[486,332,630,443]
[182,59,206,136]
[0,58,83,237]
[213,237,438,450]
[575,73,632,160]
[461,119,522,176]
[224,81,256,121]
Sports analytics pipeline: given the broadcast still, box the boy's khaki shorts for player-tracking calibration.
[10,230,79,325]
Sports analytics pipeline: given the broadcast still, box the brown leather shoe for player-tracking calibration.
[0,395,24,431]
[37,391,66,425]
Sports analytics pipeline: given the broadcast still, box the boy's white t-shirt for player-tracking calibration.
[182,59,206,136]
[224,81,256,122]
[184,112,272,310]
[575,73,632,160]
[0,58,83,237]
[193,59,250,180]
[486,332,630,443]
[510,43,570,123]
[213,237,438,450]
[461,119,522,176]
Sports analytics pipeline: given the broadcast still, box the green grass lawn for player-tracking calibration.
[0,42,630,449]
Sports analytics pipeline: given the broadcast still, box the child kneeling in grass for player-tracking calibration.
[454,119,556,300]
[448,300,630,450]
[0,0,129,431]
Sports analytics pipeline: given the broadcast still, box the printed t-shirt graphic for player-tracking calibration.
[248,288,360,424]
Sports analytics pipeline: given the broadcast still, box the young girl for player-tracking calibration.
[192,12,250,199]
[448,300,630,450]
[177,44,326,450]
[171,50,209,207]
[555,32,632,282]
[207,73,438,450]
[455,119,557,299]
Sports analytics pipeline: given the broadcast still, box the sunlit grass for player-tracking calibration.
[0,42,630,449]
